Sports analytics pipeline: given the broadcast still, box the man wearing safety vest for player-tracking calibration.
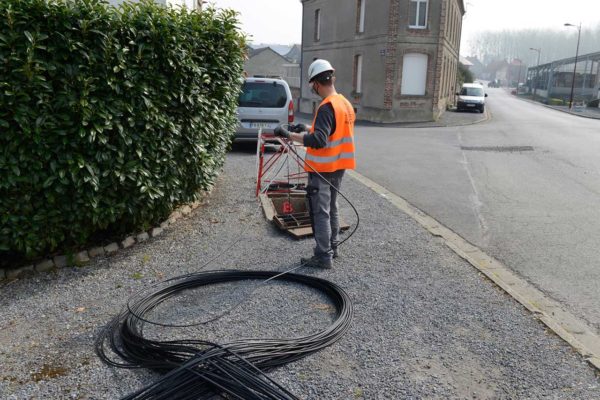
[275,59,356,269]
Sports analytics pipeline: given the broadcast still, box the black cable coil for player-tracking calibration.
[95,269,354,400]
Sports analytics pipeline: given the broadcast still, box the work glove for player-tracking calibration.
[274,125,290,139]
[290,123,309,133]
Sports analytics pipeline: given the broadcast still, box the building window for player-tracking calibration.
[314,9,321,42]
[354,55,363,93]
[356,0,366,33]
[409,0,428,28]
[401,53,428,95]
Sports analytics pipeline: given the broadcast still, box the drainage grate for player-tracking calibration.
[460,146,534,152]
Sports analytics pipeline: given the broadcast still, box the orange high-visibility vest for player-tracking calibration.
[305,94,356,173]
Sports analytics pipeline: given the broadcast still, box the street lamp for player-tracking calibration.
[564,22,582,109]
[529,47,541,101]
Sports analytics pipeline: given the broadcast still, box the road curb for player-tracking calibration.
[348,169,600,372]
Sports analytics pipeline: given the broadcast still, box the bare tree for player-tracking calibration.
[467,24,600,66]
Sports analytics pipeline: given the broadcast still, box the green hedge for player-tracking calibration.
[0,0,245,262]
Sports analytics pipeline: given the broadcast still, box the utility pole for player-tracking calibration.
[564,22,582,109]
[529,48,541,101]
[515,58,522,93]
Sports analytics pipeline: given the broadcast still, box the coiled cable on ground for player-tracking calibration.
[95,269,353,400]
[96,135,359,398]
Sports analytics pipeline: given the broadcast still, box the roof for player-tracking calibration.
[247,47,290,63]
[245,45,260,58]
[529,50,600,71]
[466,56,484,67]
[459,56,473,66]
[285,44,301,63]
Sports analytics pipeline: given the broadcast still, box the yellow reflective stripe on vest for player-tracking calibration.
[326,136,354,149]
[305,151,355,163]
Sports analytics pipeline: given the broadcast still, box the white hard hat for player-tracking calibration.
[308,59,334,82]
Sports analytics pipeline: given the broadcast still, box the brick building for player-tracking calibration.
[300,0,465,122]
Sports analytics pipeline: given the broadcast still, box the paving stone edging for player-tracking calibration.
[0,190,212,281]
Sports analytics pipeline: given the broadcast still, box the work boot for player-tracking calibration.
[301,256,333,269]
[332,247,339,259]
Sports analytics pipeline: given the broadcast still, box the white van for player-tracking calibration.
[235,77,294,141]
[456,83,487,113]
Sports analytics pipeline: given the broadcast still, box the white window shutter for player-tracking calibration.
[401,53,428,95]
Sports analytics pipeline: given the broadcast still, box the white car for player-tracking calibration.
[456,83,487,113]
[235,77,294,141]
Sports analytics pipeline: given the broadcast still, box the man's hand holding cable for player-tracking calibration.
[275,124,308,144]
[273,126,290,139]
[290,123,309,133]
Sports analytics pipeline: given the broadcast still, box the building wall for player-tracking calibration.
[301,0,390,118]
[436,0,462,116]
[283,64,301,89]
[300,0,464,123]
[244,50,288,79]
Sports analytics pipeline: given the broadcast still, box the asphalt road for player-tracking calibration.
[355,88,600,334]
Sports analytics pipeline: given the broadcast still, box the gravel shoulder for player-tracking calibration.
[1,145,599,399]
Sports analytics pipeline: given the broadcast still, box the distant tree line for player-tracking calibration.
[467,24,600,66]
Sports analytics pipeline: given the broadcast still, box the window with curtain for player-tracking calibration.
[409,0,428,28]
[401,53,428,95]
[314,9,321,41]
[354,55,363,93]
[356,0,366,33]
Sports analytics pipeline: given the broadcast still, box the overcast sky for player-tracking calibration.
[206,0,600,51]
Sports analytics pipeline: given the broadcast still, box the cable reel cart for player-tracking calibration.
[255,130,314,237]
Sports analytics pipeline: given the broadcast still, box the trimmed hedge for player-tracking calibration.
[548,98,565,106]
[0,0,246,262]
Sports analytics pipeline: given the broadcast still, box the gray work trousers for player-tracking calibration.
[307,170,345,262]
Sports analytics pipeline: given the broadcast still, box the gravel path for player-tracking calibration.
[1,145,599,399]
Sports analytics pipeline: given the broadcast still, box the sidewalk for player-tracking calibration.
[548,104,600,119]
[1,150,598,399]
[512,91,600,120]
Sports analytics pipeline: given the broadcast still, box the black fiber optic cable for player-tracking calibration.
[121,135,359,329]
[95,270,353,400]
[97,135,359,399]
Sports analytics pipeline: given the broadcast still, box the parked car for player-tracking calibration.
[456,83,487,113]
[235,77,294,141]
